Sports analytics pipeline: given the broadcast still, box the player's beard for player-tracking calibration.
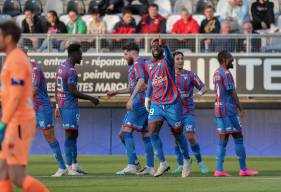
[128,57,134,66]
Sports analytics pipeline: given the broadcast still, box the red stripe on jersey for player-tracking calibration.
[151,63,160,104]
[158,67,167,104]
[183,71,189,114]
[218,72,226,116]
[163,60,178,103]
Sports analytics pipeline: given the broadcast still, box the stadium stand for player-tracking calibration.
[154,0,172,17]
[46,0,63,15]
[66,0,86,15]
[2,0,22,17]
[24,0,43,15]
[103,14,120,33]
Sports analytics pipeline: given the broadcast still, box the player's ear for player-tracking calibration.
[5,34,12,44]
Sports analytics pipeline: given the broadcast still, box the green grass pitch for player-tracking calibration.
[14,156,281,192]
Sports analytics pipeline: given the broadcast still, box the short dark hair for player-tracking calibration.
[149,3,159,10]
[89,8,99,15]
[127,42,140,53]
[204,5,215,11]
[122,7,132,15]
[218,50,231,65]
[68,43,81,55]
[68,9,78,15]
[24,7,34,13]
[123,44,128,51]
[173,51,184,57]
[0,21,21,43]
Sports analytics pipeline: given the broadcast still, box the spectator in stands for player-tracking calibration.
[112,8,137,34]
[139,3,166,33]
[172,7,199,34]
[88,8,107,34]
[237,22,261,52]
[22,7,44,33]
[200,5,220,34]
[39,10,67,52]
[210,20,236,52]
[217,0,249,32]
[126,0,149,15]
[251,0,275,31]
[98,0,124,16]
[200,5,221,52]
[21,7,44,50]
[66,9,87,50]
[67,9,87,34]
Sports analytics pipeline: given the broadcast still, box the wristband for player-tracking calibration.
[0,122,6,131]
[56,104,59,108]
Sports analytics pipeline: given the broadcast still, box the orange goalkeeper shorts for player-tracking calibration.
[0,118,36,165]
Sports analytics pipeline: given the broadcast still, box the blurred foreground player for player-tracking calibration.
[55,43,99,175]
[213,51,258,177]
[107,43,154,175]
[145,37,192,177]
[172,51,209,175]
[0,21,49,192]
[31,62,67,177]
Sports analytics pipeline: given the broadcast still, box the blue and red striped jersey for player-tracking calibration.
[146,46,179,105]
[213,67,238,117]
[56,60,78,109]
[128,58,148,106]
[176,70,204,115]
[31,62,52,111]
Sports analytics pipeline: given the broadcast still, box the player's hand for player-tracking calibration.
[91,97,100,105]
[145,97,151,112]
[158,35,166,47]
[107,90,117,97]
[55,107,60,119]
[0,122,7,146]
[118,130,124,142]
[239,110,245,120]
[126,99,133,110]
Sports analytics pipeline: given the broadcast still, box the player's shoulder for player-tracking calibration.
[6,48,28,65]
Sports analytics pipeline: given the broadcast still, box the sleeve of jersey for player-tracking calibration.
[192,73,204,90]
[146,79,153,98]
[223,72,235,91]
[32,68,39,88]
[163,45,174,68]
[134,61,145,80]
[67,69,77,85]
[2,61,27,123]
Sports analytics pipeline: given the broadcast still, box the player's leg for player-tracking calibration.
[186,132,208,174]
[37,109,66,176]
[118,127,141,172]
[230,116,258,176]
[0,160,12,192]
[214,133,230,177]
[4,121,49,191]
[172,141,183,174]
[165,102,191,178]
[149,121,169,177]
[42,127,66,176]
[117,126,137,175]
[8,165,48,192]
[137,131,155,175]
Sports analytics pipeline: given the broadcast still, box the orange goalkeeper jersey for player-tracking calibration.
[0,48,35,124]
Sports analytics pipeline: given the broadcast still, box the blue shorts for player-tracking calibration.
[60,108,80,130]
[182,114,196,132]
[123,107,148,132]
[216,115,241,134]
[36,109,54,130]
[148,101,182,129]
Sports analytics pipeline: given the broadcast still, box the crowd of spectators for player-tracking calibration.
[1,0,281,52]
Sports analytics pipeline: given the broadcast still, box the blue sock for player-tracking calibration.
[121,135,138,164]
[123,132,136,165]
[150,132,165,162]
[175,133,190,160]
[216,139,228,171]
[234,138,247,171]
[64,139,74,166]
[143,136,154,167]
[174,144,183,166]
[191,143,202,163]
[72,138,78,164]
[49,140,66,169]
